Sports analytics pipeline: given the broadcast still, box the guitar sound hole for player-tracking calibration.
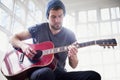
[31,50,42,62]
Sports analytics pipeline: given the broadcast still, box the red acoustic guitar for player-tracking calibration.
[1,39,117,80]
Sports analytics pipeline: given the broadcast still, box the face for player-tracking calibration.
[48,9,64,30]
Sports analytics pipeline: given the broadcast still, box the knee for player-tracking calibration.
[37,67,54,76]
[34,67,53,75]
[30,67,54,80]
[41,67,53,74]
[89,71,101,80]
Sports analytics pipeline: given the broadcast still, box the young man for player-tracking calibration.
[10,0,101,80]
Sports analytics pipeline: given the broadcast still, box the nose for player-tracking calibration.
[54,17,60,23]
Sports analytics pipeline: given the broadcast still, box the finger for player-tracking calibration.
[68,46,78,56]
[69,45,77,53]
[68,45,72,50]
[68,50,72,57]
[26,49,35,59]
[29,47,37,54]
[27,53,34,60]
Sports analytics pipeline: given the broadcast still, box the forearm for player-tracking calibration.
[69,54,78,68]
[10,35,25,48]
[10,33,36,59]
[9,30,31,48]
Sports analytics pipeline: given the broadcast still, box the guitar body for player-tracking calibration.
[1,41,57,80]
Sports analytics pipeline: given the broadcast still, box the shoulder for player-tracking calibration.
[28,22,49,37]
[62,27,77,43]
[35,22,49,29]
[62,27,75,35]
[28,22,49,31]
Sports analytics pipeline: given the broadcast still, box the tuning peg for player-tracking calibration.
[112,46,114,49]
[107,46,110,48]
[103,46,106,48]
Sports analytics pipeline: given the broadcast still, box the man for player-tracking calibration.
[10,0,101,80]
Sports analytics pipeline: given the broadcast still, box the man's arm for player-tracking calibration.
[68,45,78,68]
[10,30,36,59]
[10,30,31,48]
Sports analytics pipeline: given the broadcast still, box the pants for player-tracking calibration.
[30,67,101,80]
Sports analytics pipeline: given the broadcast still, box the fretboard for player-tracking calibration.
[42,41,96,55]
[77,41,96,48]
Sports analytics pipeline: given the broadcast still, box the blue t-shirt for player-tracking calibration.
[28,22,76,71]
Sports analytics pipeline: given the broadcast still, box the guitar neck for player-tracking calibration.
[77,41,96,48]
[42,38,117,55]
[42,41,97,55]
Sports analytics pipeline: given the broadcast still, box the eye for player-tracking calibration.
[51,15,56,19]
[59,15,63,18]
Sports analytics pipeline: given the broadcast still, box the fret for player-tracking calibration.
[43,49,49,55]
[57,48,60,52]
[42,50,47,55]
[59,47,64,51]
[50,49,54,53]
[53,48,57,53]
[54,46,68,53]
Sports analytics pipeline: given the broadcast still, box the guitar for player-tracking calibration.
[1,38,117,80]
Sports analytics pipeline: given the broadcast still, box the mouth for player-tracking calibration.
[55,23,62,27]
[51,24,62,30]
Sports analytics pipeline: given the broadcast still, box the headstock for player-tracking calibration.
[96,38,117,48]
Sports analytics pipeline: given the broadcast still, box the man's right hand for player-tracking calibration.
[21,44,37,60]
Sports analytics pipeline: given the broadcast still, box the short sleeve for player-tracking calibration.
[68,31,77,44]
[64,28,77,44]
[28,25,38,38]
